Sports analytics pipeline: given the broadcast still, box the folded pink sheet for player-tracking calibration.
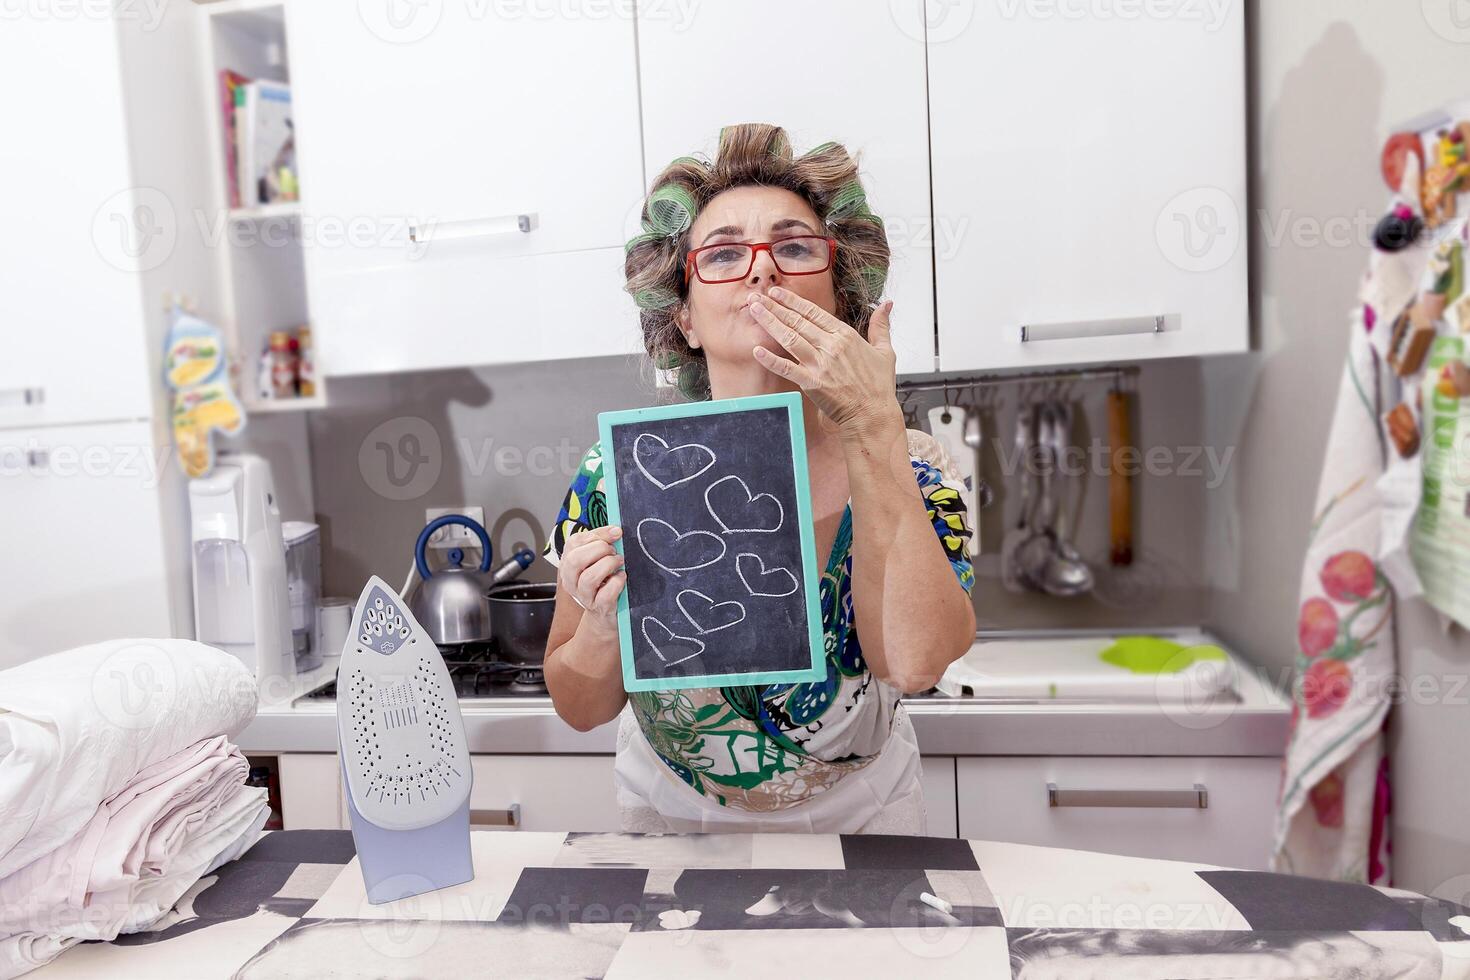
[0,735,268,978]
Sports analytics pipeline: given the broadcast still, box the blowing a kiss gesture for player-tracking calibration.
[746,286,899,436]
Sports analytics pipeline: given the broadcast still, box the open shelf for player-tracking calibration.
[244,388,327,415]
[203,0,289,79]
[199,0,322,410]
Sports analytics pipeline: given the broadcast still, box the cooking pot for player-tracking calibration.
[486,582,557,665]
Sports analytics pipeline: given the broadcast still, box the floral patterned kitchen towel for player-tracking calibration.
[1269,202,1416,884]
[1270,298,1397,885]
[1277,113,1470,883]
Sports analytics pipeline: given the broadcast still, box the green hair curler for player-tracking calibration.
[644,184,697,238]
[826,180,869,222]
[633,286,680,311]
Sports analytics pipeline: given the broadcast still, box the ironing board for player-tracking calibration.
[29,829,1470,978]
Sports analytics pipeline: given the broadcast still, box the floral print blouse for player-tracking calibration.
[542,429,974,811]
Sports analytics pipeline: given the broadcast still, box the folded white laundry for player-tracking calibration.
[0,735,269,979]
[0,638,258,880]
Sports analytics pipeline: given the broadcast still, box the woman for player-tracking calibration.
[541,123,976,834]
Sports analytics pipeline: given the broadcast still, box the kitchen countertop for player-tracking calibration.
[239,629,1291,757]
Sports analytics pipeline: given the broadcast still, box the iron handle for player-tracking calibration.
[1047,782,1208,809]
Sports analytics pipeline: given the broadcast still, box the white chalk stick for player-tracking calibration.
[919,891,953,915]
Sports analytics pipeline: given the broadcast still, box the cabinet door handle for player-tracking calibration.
[1047,782,1208,809]
[470,804,521,828]
[1020,315,1168,343]
[0,387,45,408]
[408,213,536,245]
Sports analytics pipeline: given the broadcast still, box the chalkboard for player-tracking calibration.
[598,392,825,692]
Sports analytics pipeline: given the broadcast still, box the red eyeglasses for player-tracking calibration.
[684,235,838,286]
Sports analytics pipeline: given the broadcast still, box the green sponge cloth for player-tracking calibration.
[1099,635,1227,674]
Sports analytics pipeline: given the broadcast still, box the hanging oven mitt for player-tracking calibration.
[162,305,245,478]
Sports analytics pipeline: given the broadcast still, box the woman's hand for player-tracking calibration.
[545,524,630,732]
[747,286,899,433]
[555,525,626,636]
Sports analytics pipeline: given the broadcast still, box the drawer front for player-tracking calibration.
[957,756,1278,869]
[468,756,620,834]
[330,754,622,833]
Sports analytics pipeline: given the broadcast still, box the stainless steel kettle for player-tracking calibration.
[408,514,494,645]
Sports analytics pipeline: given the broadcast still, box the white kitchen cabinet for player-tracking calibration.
[956,756,1279,870]
[636,0,937,375]
[307,754,623,833]
[467,756,621,833]
[921,756,958,838]
[0,5,320,674]
[928,0,1248,371]
[284,1,645,376]
[0,16,153,429]
[0,422,178,670]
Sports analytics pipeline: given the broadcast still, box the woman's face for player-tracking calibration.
[677,185,838,396]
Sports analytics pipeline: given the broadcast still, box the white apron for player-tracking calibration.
[611,703,927,835]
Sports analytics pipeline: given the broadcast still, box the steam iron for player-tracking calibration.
[337,576,474,904]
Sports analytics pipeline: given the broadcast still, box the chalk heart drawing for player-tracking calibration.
[735,552,799,598]
[635,518,726,578]
[704,474,784,534]
[634,432,716,490]
[675,589,746,635]
[640,615,705,666]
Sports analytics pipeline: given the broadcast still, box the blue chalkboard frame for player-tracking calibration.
[598,391,826,692]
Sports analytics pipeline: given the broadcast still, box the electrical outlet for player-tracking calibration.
[424,507,486,551]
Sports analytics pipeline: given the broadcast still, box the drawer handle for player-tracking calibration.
[408,213,536,245]
[1020,315,1167,343]
[470,804,521,828]
[1047,782,1208,809]
[0,387,45,408]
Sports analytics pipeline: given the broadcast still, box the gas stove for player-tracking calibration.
[300,639,548,701]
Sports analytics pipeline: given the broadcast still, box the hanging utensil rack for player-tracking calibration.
[895,364,1141,572]
[895,365,1139,422]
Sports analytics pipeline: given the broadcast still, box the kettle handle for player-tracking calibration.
[415,514,493,579]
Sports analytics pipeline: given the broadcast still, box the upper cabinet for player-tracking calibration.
[636,0,937,376]
[0,16,154,430]
[270,1,1248,380]
[928,0,1248,371]
[285,2,645,376]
